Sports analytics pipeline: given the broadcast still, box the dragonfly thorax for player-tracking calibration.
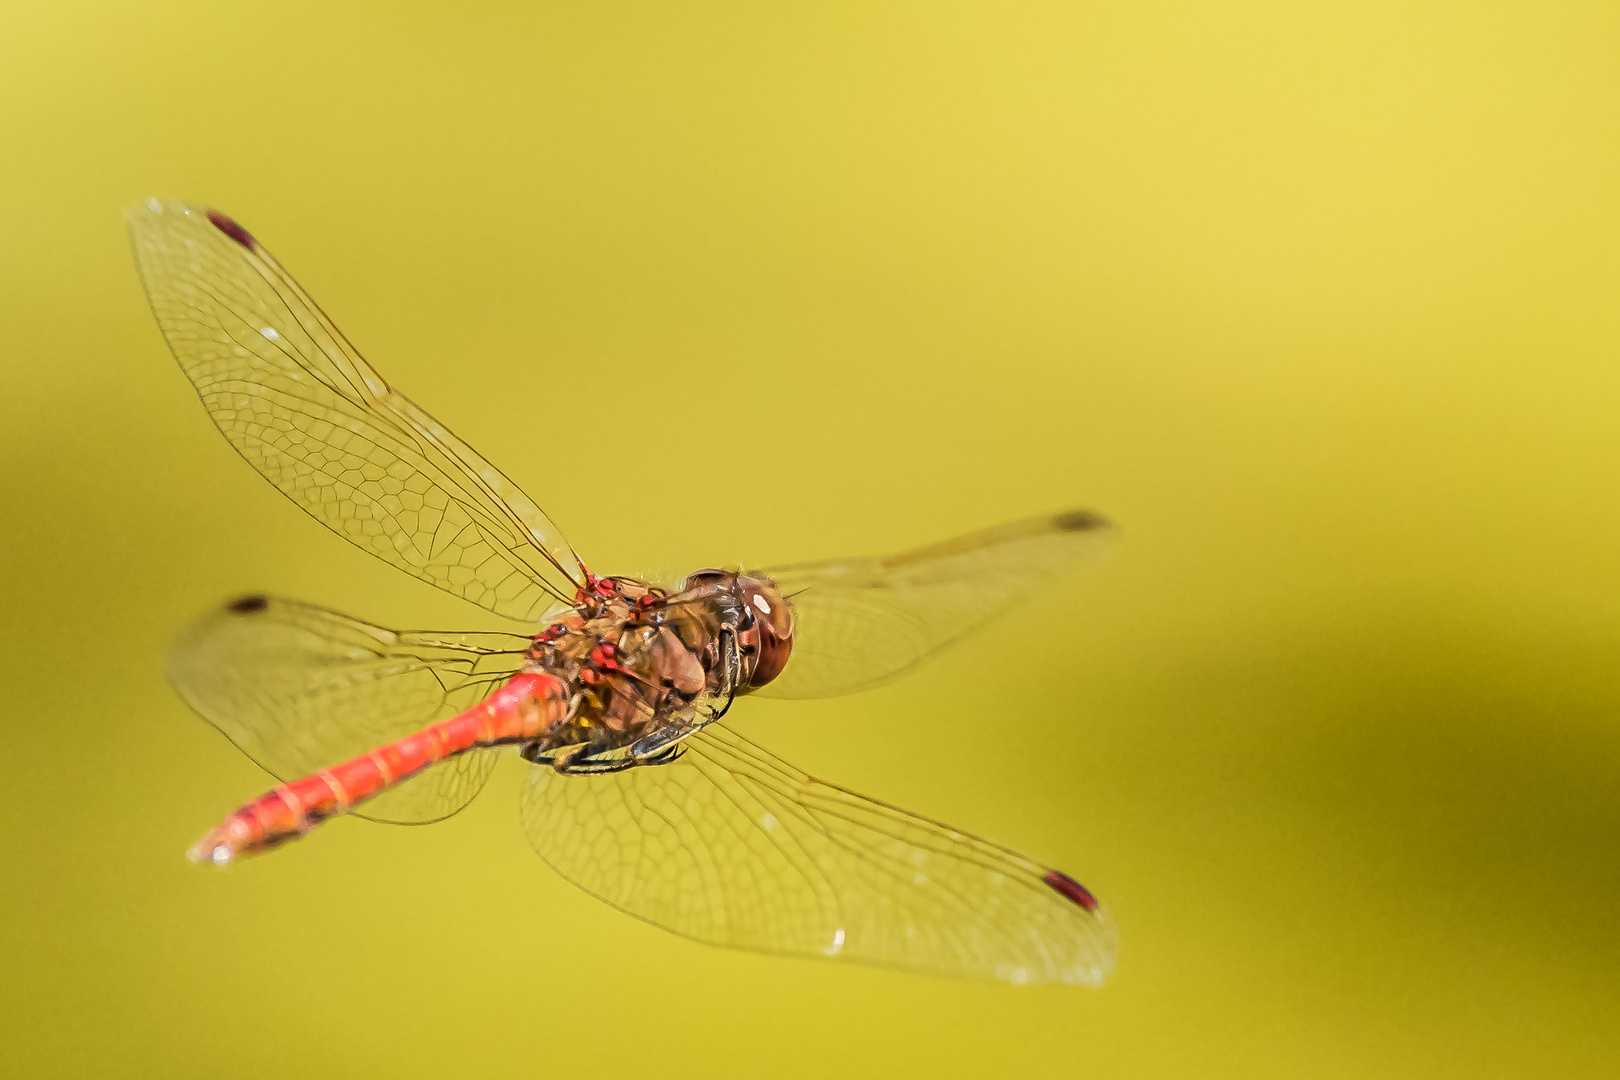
[522,571,794,764]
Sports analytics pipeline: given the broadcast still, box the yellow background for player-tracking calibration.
[2,1,1617,1076]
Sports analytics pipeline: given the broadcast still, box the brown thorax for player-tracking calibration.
[518,569,793,773]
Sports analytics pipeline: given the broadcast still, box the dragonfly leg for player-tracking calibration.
[523,740,684,774]
[702,628,740,722]
[548,743,637,775]
[629,723,695,761]
[619,743,685,768]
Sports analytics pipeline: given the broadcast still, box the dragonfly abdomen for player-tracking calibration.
[188,672,566,866]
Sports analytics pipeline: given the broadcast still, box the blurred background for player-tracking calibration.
[2,1,1617,1076]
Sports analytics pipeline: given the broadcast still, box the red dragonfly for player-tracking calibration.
[128,199,1117,986]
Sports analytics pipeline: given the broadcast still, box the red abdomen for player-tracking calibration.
[189,672,566,865]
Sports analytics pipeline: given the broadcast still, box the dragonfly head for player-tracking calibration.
[680,570,795,691]
[734,576,794,690]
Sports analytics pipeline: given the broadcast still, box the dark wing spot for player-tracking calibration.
[1052,509,1110,533]
[226,595,270,615]
[206,209,256,250]
[1043,869,1101,912]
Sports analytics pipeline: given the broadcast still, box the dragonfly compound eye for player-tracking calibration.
[736,578,794,690]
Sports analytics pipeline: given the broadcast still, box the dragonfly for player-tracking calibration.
[127,198,1118,987]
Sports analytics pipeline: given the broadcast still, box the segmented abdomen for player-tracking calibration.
[189,672,566,865]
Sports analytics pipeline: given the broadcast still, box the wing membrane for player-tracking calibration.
[129,199,582,620]
[170,596,531,824]
[521,724,1115,984]
[756,510,1112,699]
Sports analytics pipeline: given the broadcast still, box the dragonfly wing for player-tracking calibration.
[129,199,583,620]
[754,510,1113,699]
[521,724,1115,985]
[171,595,532,824]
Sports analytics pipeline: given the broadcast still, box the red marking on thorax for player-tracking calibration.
[574,571,600,604]
[206,209,256,250]
[1043,869,1100,912]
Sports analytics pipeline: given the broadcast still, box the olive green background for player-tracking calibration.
[2,2,1617,1076]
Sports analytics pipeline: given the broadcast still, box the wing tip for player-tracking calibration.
[1043,868,1102,912]
[1042,868,1119,986]
[1051,509,1113,534]
[204,208,257,250]
[126,198,253,249]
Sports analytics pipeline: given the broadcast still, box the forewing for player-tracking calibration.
[129,199,582,620]
[171,596,531,824]
[521,724,1115,985]
[755,510,1112,699]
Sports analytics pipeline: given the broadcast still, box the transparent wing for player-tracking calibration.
[129,199,583,620]
[754,510,1113,699]
[170,595,531,824]
[521,724,1115,985]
